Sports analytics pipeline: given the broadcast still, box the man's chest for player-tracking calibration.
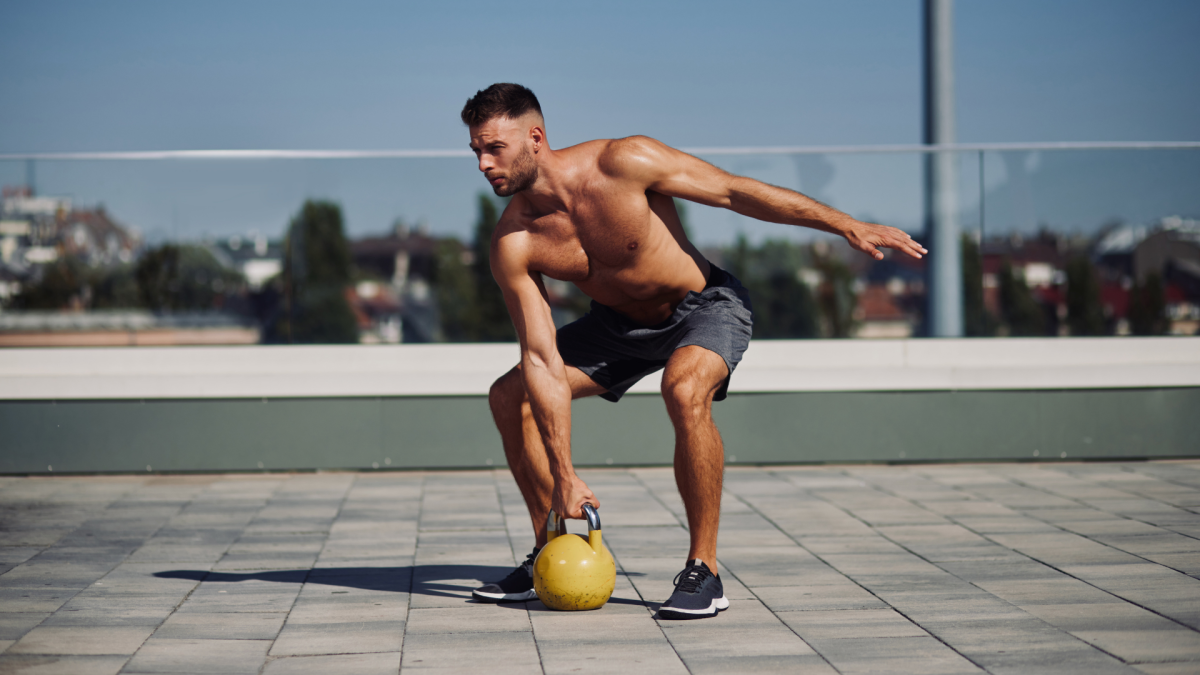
[526,191,656,282]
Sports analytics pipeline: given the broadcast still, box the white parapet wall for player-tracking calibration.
[1,337,1199,400]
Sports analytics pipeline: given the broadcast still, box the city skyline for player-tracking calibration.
[1,1,1198,244]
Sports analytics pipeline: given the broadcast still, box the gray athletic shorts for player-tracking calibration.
[556,264,754,403]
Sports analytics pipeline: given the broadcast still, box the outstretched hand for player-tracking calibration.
[552,474,599,520]
[843,221,928,261]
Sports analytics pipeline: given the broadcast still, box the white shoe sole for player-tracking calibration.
[472,588,537,603]
[657,595,729,619]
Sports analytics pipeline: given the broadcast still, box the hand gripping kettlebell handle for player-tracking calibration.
[545,503,601,540]
[582,503,601,532]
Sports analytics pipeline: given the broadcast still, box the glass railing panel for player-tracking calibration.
[1,146,1196,345]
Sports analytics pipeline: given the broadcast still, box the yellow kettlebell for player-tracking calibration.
[533,503,615,611]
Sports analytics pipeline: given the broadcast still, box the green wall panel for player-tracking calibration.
[1,388,1196,474]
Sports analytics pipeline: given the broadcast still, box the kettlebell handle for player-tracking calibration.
[546,503,601,536]
[582,503,601,532]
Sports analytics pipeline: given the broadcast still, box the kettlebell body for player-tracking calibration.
[533,504,615,611]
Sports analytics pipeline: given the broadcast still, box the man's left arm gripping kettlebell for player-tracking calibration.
[491,224,598,520]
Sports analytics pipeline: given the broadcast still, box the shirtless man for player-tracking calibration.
[466,83,926,619]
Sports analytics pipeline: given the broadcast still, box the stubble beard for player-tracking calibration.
[492,144,539,197]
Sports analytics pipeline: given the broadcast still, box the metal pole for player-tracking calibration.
[924,0,962,337]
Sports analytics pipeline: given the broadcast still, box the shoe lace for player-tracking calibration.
[672,564,712,594]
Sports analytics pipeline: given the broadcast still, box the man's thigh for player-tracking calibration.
[502,363,610,401]
[566,364,611,400]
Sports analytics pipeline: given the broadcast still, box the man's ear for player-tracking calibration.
[530,123,545,153]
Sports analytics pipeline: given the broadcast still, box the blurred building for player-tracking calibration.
[211,234,282,292]
[0,185,142,304]
[1094,216,1200,335]
[349,221,439,343]
[854,283,914,338]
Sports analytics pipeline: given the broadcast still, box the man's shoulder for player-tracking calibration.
[593,135,671,179]
[490,199,533,262]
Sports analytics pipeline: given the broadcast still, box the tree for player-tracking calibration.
[470,193,517,342]
[277,200,359,344]
[814,252,857,338]
[135,244,242,312]
[961,235,995,337]
[997,261,1046,336]
[751,270,819,338]
[1129,273,1168,336]
[12,256,90,309]
[16,255,152,311]
[722,235,819,339]
[433,237,477,342]
[1065,255,1105,336]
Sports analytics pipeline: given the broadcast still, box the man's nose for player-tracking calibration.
[478,155,494,173]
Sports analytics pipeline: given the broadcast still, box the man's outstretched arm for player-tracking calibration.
[603,136,928,261]
[491,230,597,520]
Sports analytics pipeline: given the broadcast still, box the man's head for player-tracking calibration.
[463,83,545,197]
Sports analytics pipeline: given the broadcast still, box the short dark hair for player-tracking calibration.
[461,83,543,126]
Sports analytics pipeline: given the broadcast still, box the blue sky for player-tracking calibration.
[1,0,1198,243]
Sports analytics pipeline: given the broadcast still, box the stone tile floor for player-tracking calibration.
[1,460,1199,674]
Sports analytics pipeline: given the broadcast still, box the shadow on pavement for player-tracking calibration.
[155,565,650,607]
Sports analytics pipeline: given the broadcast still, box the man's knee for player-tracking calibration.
[661,372,713,423]
[488,367,527,418]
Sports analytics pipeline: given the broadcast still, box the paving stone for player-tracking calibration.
[1139,552,1200,575]
[1018,602,1181,632]
[0,613,50,640]
[405,605,530,634]
[43,594,179,626]
[400,631,541,673]
[0,589,76,613]
[1133,663,1200,675]
[123,637,271,673]
[937,559,1064,583]
[659,598,819,672]
[8,625,154,655]
[533,614,688,675]
[972,577,1120,605]
[262,651,402,674]
[1070,629,1200,664]
[753,584,888,612]
[408,563,513,608]
[804,635,984,674]
[793,535,905,555]
[270,619,403,656]
[777,608,929,639]
[967,647,1143,674]
[876,590,1033,624]
[951,515,1063,534]
[718,546,846,587]
[0,654,129,674]
[153,612,286,639]
[176,590,300,613]
[601,526,691,558]
[682,655,838,674]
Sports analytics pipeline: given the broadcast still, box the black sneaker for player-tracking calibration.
[657,560,729,620]
[472,547,540,602]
